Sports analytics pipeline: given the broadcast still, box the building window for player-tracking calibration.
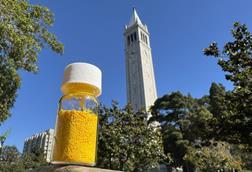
[127,32,140,46]
[145,35,148,45]
[140,32,148,45]
[133,32,137,41]
[141,34,147,45]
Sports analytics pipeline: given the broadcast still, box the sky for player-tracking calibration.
[2,0,252,151]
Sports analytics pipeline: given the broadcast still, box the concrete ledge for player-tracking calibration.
[33,165,121,172]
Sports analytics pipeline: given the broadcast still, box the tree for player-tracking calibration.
[0,146,25,172]
[0,145,48,172]
[21,148,48,170]
[0,0,64,126]
[184,141,243,171]
[0,145,19,163]
[204,22,252,145]
[208,83,233,141]
[150,91,245,171]
[150,92,214,171]
[0,130,10,154]
[97,102,166,172]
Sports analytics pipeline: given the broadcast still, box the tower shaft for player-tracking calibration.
[124,9,157,112]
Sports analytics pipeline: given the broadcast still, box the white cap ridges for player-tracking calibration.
[62,62,102,95]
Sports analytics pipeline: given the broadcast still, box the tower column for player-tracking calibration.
[124,8,157,112]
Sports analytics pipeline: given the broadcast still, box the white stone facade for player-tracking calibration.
[23,129,54,162]
[124,8,157,112]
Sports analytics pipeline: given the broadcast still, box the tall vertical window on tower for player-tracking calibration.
[133,32,137,41]
[145,35,148,45]
[127,36,130,46]
[140,32,148,45]
[127,32,138,46]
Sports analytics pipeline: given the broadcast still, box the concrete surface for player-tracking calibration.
[32,165,121,172]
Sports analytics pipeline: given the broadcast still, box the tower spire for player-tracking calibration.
[128,8,142,27]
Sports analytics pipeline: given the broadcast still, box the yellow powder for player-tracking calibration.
[52,109,98,165]
[61,83,100,96]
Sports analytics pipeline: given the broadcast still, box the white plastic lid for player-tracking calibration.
[61,62,102,95]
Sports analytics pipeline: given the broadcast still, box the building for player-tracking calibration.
[124,8,157,112]
[23,129,54,162]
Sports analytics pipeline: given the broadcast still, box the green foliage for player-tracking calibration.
[0,130,10,147]
[0,160,25,172]
[0,145,19,163]
[21,148,48,170]
[97,102,166,171]
[0,146,25,172]
[184,141,243,171]
[204,22,252,145]
[208,83,232,140]
[0,61,20,124]
[149,90,247,171]
[0,145,48,171]
[150,92,214,170]
[231,144,252,170]
[0,0,64,126]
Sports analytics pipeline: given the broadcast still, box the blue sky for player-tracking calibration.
[2,0,252,151]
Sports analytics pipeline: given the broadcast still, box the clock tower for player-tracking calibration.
[124,8,157,112]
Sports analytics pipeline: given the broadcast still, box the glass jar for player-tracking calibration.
[51,63,102,166]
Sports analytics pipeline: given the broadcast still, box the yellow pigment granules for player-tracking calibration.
[52,109,98,164]
[61,83,100,96]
